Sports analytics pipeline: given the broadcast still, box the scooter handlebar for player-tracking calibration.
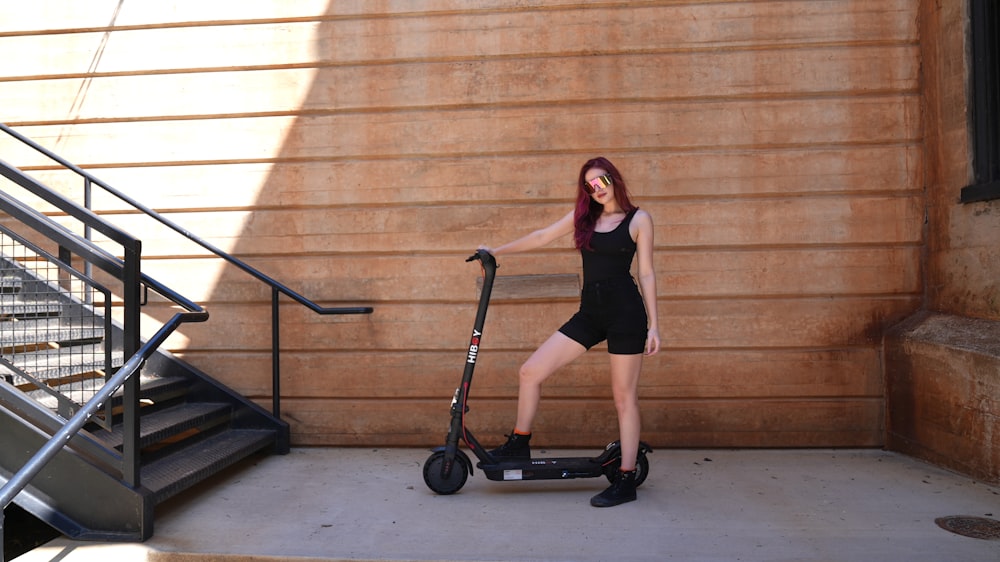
[466,248,498,269]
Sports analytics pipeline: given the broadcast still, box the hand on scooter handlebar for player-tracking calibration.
[467,247,490,262]
[467,248,497,268]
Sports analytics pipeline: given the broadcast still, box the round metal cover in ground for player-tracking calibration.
[935,516,1000,540]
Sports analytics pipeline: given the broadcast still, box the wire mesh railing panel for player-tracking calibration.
[0,225,115,427]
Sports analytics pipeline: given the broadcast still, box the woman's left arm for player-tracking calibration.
[633,210,661,356]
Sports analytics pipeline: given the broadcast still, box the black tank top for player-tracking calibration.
[580,208,638,286]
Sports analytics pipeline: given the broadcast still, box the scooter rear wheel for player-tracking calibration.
[423,451,469,494]
[604,452,650,487]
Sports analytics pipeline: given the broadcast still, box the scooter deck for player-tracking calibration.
[477,456,609,482]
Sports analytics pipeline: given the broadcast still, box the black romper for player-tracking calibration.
[558,208,649,354]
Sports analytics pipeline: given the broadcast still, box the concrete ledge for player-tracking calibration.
[885,311,1000,483]
[477,273,580,301]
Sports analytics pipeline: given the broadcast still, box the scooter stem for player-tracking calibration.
[443,250,498,465]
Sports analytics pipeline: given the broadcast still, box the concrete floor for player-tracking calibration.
[12,447,1000,562]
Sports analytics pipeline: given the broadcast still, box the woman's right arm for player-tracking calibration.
[485,210,575,256]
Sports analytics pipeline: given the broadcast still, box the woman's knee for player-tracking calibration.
[518,359,547,385]
[612,391,639,415]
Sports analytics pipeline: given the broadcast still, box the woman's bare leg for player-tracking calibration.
[513,331,587,433]
[608,353,643,470]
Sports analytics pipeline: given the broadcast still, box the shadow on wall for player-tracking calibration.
[203,5,506,425]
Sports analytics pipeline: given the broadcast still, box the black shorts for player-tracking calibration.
[558,276,648,355]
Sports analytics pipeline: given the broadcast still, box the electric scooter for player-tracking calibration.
[422,249,652,495]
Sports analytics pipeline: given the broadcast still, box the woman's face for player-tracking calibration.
[584,167,614,204]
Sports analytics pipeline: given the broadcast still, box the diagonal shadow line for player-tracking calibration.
[56,0,125,147]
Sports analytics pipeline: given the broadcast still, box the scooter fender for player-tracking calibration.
[592,440,654,464]
[430,446,475,477]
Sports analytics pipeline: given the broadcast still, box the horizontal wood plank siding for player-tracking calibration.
[0,0,922,447]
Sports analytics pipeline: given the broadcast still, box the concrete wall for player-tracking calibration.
[884,0,1000,483]
[0,1,923,448]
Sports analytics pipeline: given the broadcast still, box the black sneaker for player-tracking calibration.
[488,431,531,459]
[590,469,637,507]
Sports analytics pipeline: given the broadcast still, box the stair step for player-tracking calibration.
[16,373,188,414]
[0,296,63,319]
[0,276,22,294]
[0,317,104,347]
[142,428,277,504]
[89,402,232,450]
[5,342,122,381]
[111,375,191,406]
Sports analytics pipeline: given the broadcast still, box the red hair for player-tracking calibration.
[574,157,636,250]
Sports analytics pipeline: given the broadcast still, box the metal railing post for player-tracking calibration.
[272,287,281,418]
[83,176,93,285]
[121,242,142,488]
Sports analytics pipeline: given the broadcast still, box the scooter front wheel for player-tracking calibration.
[423,451,469,495]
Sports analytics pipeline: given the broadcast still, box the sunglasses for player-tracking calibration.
[584,174,613,194]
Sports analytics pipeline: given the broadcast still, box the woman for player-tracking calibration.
[480,156,660,507]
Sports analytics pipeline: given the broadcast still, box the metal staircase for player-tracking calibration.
[0,124,372,552]
[1,252,286,540]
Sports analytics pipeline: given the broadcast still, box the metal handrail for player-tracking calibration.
[0,123,373,417]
